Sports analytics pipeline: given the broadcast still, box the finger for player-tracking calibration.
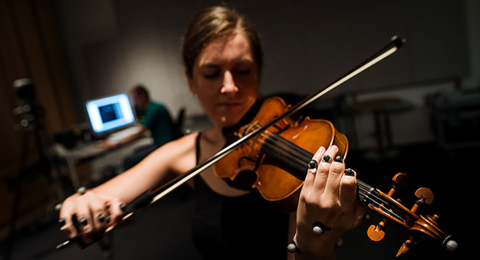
[58,199,78,239]
[338,168,357,209]
[313,145,338,194]
[107,200,126,226]
[303,146,325,192]
[74,196,95,244]
[87,195,109,232]
[324,154,346,202]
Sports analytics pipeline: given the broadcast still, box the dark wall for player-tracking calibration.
[51,0,470,117]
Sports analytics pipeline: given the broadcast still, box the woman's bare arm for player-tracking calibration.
[92,133,197,202]
[59,133,197,243]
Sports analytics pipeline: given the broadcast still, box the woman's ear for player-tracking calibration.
[185,67,196,94]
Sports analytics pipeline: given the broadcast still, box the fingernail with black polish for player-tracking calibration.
[119,203,126,212]
[58,218,65,227]
[321,154,331,163]
[97,214,105,223]
[308,159,318,169]
[334,156,343,163]
[344,168,355,176]
[106,215,111,224]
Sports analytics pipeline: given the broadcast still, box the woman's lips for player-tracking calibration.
[217,102,241,109]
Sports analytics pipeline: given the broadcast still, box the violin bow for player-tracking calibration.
[56,35,405,250]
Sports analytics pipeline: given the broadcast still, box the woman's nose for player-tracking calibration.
[220,70,238,95]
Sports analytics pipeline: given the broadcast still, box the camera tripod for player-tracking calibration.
[2,79,69,260]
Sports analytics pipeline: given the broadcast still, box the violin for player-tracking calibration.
[215,96,457,257]
[55,36,458,257]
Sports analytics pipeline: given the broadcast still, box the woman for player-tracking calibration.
[59,6,367,260]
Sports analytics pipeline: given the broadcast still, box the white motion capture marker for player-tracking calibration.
[287,242,297,253]
[312,225,323,236]
[446,240,458,252]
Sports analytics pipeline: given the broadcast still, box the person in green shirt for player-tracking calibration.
[131,85,174,148]
[101,84,175,170]
[101,85,174,149]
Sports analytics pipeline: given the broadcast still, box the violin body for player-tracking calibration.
[214,96,348,212]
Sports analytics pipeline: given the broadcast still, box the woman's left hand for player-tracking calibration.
[294,145,368,259]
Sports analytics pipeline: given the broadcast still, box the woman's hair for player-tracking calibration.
[182,6,263,77]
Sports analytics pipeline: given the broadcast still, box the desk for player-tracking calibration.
[52,137,154,191]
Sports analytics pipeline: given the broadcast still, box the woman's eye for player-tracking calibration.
[203,72,220,78]
[235,69,251,75]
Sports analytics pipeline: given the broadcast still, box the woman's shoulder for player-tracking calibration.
[159,132,199,174]
[162,132,198,153]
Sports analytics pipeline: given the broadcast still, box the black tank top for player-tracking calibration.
[192,133,289,260]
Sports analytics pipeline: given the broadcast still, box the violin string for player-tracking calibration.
[258,132,307,163]
[261,138,310,173]
[261,139,306,166]
[264,134,391,205]
[263,133,376,191]
[265,134,316,173]
[357,182,391,206]
[264,133,313,162]
[356,183,407,222]
[268,133,314,159]
[249,122,309,159]
[253,125,407,222]
[268,135,406,220]
[357,181,403,214]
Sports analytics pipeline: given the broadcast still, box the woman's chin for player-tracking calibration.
[216,115,242,129]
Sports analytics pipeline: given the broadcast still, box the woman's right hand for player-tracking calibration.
[58,188,126,245]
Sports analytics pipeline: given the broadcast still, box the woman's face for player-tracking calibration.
[186,31,259,128]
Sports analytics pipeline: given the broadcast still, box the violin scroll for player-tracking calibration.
[365,173,457,257]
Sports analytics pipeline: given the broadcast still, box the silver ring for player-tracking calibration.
[77,186,87,195]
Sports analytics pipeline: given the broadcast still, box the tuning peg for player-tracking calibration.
[415,188,434,204]
[391,173,407,192]
[397,235,415,257]
[411,187,434,214]
[367,222,386,242]
[367,173,407,243]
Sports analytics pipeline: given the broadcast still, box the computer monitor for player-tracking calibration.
[86,93,135,134]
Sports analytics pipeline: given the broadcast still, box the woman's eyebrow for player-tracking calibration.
[200,57,254,67]
[201,63,221,68]
[233,57,254,64]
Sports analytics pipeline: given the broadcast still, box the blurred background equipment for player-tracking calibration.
[426,87,480,154]
[5,78,68,260]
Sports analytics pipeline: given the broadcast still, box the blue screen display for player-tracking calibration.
[99,103,123,123]
[86,94,135,133]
